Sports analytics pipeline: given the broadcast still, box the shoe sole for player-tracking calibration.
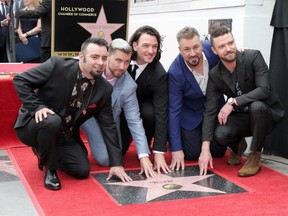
[227,161,241,166]
[44,185,61,190]
[238,166,261,177]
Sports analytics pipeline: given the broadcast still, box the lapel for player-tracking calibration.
[178,54,203,96]
[219,63,236,95]
[235,51,246,93]
[136,63,153,84]
[69,62,83,119]
[67,62,80,100]
[219,51,245,96]
[111,75,125,107]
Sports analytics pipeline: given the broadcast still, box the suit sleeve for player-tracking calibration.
[123,84,150,155]
[13,57,56,114]
[236,50,271,107]
[152,63,168,152]
[168,65,184,151]
[95,86,124,167]
[202,68,223,142]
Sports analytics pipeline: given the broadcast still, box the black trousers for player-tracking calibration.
[15,114,90,179]
[181,124,227,160]
[214,101,276,153]
[120,101,155,155]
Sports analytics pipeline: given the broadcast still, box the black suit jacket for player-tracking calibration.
[135,61,168,152]
[19,0,51,48]
[13,57,123,167]
[202,50,284,141]
[0,25,5,48]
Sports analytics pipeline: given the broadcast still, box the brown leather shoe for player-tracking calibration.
[227,138,247,166]
[238,151,262,177]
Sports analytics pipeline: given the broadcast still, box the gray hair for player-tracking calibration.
[108,38,132,55]
[176,26,200,43]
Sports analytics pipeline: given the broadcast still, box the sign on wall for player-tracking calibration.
[51,0,129,58]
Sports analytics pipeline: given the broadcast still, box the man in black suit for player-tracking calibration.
[18,0,51,62]
[199,25,284,177]
[121,25,170,174]
[13,38,132,191]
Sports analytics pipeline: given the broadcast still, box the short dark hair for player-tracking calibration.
[81,38,109,54]
[129,25,163,62]
[209,25,231,47]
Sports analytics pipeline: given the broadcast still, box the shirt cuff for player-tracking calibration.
[153,150,165,154]
[138,153,149,159]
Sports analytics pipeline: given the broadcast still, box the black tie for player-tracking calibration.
[1,3,6,17]
[130,65,138,80]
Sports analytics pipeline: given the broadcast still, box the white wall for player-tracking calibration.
[128,0,275,70]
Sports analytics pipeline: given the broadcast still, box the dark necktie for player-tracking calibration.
[1,3,6,17]
[130,65,138,80]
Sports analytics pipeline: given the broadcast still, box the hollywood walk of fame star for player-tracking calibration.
[106,173,226,202]
[78,6,124,44]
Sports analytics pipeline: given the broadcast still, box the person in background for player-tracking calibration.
[18,0,50,62]
[81,38,156,178]
[168,26,227,171]
[17,0,41,62]
[199,25,284,177]
[0,0,8,62]
[121,25,170,174]
[13,38,132,191]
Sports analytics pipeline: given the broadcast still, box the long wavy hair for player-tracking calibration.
[129,25,163,62]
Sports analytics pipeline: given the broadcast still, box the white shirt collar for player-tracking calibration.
[131,60,148,80]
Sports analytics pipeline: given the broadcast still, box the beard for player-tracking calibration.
[221,51,237,63]
[187,56,200,67]
[90,70,103,78]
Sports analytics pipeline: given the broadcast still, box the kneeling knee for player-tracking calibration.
[249,101,267,113]
[70,164,90,179]
[214,126,232,145]
[96,158,109,167]
[41,114,62,131]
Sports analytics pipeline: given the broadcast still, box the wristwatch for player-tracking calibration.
[228,98,236,107]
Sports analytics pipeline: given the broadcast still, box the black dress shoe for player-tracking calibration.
[44,170,61,190]
[32,147,43,171]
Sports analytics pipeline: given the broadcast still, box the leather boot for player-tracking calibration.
[227,138,247,166]
[238,151,262,177]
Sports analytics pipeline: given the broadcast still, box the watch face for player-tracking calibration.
[228,98,233,103]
